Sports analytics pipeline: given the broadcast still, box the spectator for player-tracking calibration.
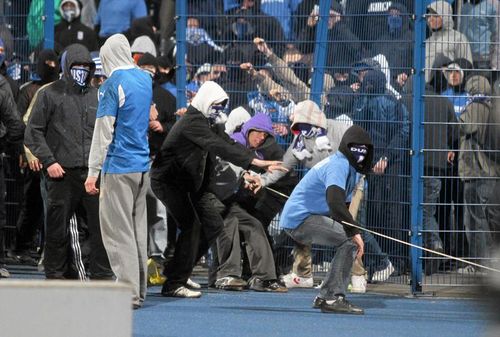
[260,0,302,40]
[85,34,153,309]
[296,1,361,77]
[345,0,414,53]
[441,58,474,117]
[0,39,20,100]
[131,35,158,62]
[24,44,112,280]
[54,0,99,54]
[95,0,147,44]
[403,77,456,275]
[27,0,62,50]
[352,69,410,274]
[89,51,106,88]
[186,17,223,66]
[0,81,25,278]
[156,55,176,97]
[370,2,414,92]
[425,0,473,83]
[279,125,374,315]
[459,0,499,71]
[457,75,498,274]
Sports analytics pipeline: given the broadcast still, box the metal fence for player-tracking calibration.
[0,0,498,294]
[178,0,500,293]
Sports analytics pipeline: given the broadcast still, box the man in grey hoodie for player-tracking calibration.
[425,1,473,83]
[85,34,153,309]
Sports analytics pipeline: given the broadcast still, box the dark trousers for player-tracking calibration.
[44,168,111,279]
[15,170,44,253]
[152,179,224,290]
[0,164,6,259]
[217,203,277,280]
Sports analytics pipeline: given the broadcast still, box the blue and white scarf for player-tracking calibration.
[70,66,90,87]
[291,124,330,160]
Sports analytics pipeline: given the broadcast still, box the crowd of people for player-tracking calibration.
[0,0,499,315]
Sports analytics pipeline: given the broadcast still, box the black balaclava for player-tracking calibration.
[37,49,59,83]
[338,125,374,174]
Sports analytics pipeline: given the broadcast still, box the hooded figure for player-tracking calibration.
[425,0,473,82]
[231,113,274,151]
[55,0,99,54]
[17,49,59,117]
[458,75,497,270]
[24,43,112,282]
[279,125,374,315]
[85,33,153,309]
[150,80,281,299]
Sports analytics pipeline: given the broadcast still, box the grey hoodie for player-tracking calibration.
[261,100,351,186]
[425,1,473,82]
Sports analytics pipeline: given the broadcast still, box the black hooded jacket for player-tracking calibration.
[55,16,99,54]
[24,44,97,169]
[151,99,257,193]
[17,49,59,117]
[327,125,374,237]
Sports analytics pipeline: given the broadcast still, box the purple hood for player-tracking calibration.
[231,113,274,148]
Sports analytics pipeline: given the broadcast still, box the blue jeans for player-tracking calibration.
[285,215,356,299]
[463,179,494,260]
[423,178,443,250]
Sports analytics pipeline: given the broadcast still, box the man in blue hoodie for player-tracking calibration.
[280,125,374,315]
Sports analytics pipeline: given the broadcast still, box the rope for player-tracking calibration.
[264,186,500,274]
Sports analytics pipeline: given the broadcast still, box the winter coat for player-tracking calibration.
[150,81,256,193]
[459,0,499,65]
[24,44,97,169]
[425,1,473,82]
[352,70,410,165]
[458,75,499,179]
[55,18,99,54]
[149,82,176,157]
[0,85,24,153]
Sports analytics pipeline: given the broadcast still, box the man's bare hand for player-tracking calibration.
[373,157,388,174]
[150,104,159,121]
[253,37,272,56]
[447,151,455,164]
[176,107,187,117]
[352,234,365,259]
[28,158,43,172]
[84,176,99,195]
[243,173,262,194]
[149,120,164,133]
[46,162,65,178]
[251,158,288,173]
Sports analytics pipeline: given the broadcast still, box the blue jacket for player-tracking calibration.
[95,0,147,37]
[459,1,498,60]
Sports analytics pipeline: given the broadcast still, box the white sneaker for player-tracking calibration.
[280,272,314,288]
[350,275,367,293]
[371,261,395,282]
[165,286,202,298]
[457,265,486,276]
[187,278,201,289]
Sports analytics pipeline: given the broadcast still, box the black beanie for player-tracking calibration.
[137,52,158,68]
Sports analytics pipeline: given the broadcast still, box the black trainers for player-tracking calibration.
[249,278,288,293]
[312,296,325,309]
[320,295,364,315]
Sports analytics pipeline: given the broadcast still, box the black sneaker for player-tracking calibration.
[312,296,325,309]
[320,295,364,315]
[249,278,288,293]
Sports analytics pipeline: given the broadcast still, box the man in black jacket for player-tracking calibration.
[24,43,111,280]
[150,81,285,298]
[55,0,99,54]
[0,85,25,278]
